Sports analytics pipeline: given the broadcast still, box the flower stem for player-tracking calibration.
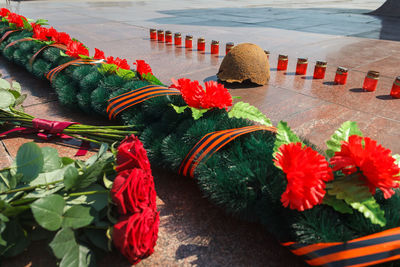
[68,190,109,197]
[0,180,63,195]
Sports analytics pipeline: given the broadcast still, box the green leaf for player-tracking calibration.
[170,104,188,114]
[8,89,21,100]
[67,184,109,211]
[15,142,44,182]
[11,81,21,93]
[22,17,33,31]
[29,167,67,186]
[103,175,113,190]
[60,51,69,57]
[31,194,65,231]
[0,79,11,90]
[190,107,209,120]
[97,63,117,75]
[393,154,400,169]
[41,147,63,172]
[273,121,302,157]
[84,229,109,252]
[0,220,30,257]
[79,55,92,60]
[350,197,386,227]
[62,205,94,229]
[228,101,272,126]
[61,157,75,166]
[116,68,136,80]
[323,195,353,214]
[34,19,49,26]
[2,205,30,217]
[0,169,13,192]
[327,176,386,226]
[60,244,94,267]
[326,121,363,158]
[50,228,77,259]
[0,89,14,108]
[14,94,27,107]
[141,73,164,86]
[64,166,80,191]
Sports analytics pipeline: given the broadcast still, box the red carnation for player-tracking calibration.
[32,25,48,41]
[111,168,156,214]
[274,142,334,211]
[330,135,400,199]
[113,208,159,264]
[54,32,71,45]
[94,48,105,60]
[7,13,26,28]
[171,78,232,110]
[46,27,58,40]
[0,8,10,17]
[115,135,151,173]
[106,56,130,70]
[66,40,89,58]
[134,60,153,75]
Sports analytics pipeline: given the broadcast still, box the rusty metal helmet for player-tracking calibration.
[217,43,270,85]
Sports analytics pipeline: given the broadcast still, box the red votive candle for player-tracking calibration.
[185,35,193,49]
[157,30,164,42]
[197,37,205,51]
[362,70,379,92]
[296,58,308,75]
[334,67,348,85]
[174,32,182,46]
[165,30,172,43]
[277,54,288,71]
[226,42,234,54]
[150,29,157,40]
[211,40,219,54]
[313,61,327,79]
[390,76,400,99]
[264,50,270,59]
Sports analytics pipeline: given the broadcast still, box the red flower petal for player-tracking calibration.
[274,142,333,211]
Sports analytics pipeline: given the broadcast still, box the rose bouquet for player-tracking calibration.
[0,136,159,266]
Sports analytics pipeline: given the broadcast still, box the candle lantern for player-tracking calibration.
[334,67,348,85]
[150,29,157,40]
[226,42,234,54]
[390,76,400,99]
[185,35,193,49]
[197,37,205,51]
[157,30,164,42]
[362,70,379,92]
[264,50,270,59]
[211,40,219,54]
[296,58,308,75]
[165,31,172,43]
[313,61,327,79]
[174,33,182,46]
[277,54,288,71]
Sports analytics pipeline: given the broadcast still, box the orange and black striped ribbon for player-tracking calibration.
[106,85,181,119]
[45,58,104,82]
[179,125,277,178]
[282,227,400,267]
[0,29,23,45]
[29,43,67,67]
[4,37,32,50]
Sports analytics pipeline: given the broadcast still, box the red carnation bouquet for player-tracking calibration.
[273,121,400,227]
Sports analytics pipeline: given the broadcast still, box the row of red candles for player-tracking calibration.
[150,29,400,99]
[150,29,234,55]
[276,55,400,98]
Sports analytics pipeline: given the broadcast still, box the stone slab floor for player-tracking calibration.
[1,0,400,266]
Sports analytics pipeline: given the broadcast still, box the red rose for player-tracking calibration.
[111,168,156,214]
[113,208,160,264]
[115,135,151,173]
[94,48,105,60]
[134,60,153,75]
[66,40,89,58]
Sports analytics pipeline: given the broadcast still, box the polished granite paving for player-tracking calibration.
[1,0,400,266]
